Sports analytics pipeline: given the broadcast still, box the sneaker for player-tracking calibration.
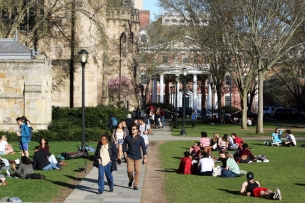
[274,188,282,200]
[263,159,269,163]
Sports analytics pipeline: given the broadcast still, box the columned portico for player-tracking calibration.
[150,64,210,110]
[193,74,197,111]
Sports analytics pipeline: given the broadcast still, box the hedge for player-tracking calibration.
[1,106,129,142]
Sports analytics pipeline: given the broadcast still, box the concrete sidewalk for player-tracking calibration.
[63,160,146,203]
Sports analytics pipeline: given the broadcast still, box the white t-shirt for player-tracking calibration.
[0,140,8,151]
[198,158,214,172]
[139,124,149,137]
[116,131,124,140]
[287,134,296,145]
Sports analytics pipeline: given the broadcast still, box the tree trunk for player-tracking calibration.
[241,90,248,129]
[256,67,267,134]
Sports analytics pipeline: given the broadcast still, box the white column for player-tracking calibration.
[176,75,179,108]
[160,74,164,103]
[197,94,202,110]
[207,82,212,109]
[193,74,197,111]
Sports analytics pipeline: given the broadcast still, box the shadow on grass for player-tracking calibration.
[155,168,177,173]
[294,183,305,186]
[172,156,182,160]
[252,143,265,146]
[218,188,240,195]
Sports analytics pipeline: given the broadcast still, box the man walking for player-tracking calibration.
[123,124,147,190]
[15,117,30,157]
[94,135,118,194]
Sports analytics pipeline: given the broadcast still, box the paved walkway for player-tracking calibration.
[63,120,305,203]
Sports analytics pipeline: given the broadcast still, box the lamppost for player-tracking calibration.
[174,76,179,128]
[170,86,174,121]
[180,68,187,135]
[79,49,89,152]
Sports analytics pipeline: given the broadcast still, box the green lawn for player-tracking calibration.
[0,141,97,202]
[159,140,305,203]
[169,119,305,137]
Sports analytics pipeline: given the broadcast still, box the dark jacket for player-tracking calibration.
[123,135,147,160]
[94,142,118,171]
[33,151,51,170]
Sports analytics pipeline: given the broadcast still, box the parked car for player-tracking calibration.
[176,107,193,118]
[263,106,283,119]
[230,111,258,119]
[163,109,178,119]
[273,108,305,120]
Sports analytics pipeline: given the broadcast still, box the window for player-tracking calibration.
[225,96,231,106]
[162,55,168,63]
[225,75,231,86]
[140,34,148,44]
[183,57,190,63]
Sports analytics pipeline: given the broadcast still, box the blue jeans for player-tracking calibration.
[161,116,165,127]
[98,162,114,192]
[221,169,238,178]
[43,162,59,170]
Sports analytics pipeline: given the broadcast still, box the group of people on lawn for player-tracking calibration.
[177,130,291,200]
[0,116,64,186]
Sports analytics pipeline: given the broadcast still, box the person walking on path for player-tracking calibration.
[94,134,118,194]
[191,110,197,129]
[123,124,147,190]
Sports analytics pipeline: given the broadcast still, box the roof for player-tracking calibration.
[0,39,32,60]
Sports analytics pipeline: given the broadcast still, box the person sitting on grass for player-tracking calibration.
[231,133,245,150]
[272,128,284,146]
[200,132,213,155]
[219,151,240,178]
[177,151,192,175]
[239,144,256,163]
[198,152,214,176]
[189,142,201,156]
[240,172,282,200]
[0,135,15,155]
[284,130,296,147]
[11,156,34,178]
[33,146,60,170]
[218,134,229,151]
[210,133,220,151]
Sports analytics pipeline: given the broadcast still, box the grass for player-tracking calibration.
[0,141,98,202]
[169,119,305,137]
[159,140,305,203]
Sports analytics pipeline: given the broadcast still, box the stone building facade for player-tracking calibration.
[0,1,140,131]
[0,38,52,131]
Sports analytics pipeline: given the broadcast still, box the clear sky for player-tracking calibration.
[143,0,162,22]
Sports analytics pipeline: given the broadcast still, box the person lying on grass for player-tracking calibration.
[177,151,192,175]
[240,172,282,200]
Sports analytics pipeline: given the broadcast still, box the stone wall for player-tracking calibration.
[0,55,52,131]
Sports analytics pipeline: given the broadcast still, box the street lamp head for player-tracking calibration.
[182,68,187,76]
[79,49,89,64]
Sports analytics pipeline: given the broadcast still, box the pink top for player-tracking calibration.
[190,146,201,154]
[200,137,210,148]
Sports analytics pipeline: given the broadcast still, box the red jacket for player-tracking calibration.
[177,157,192,174]
[234,136,244,149]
